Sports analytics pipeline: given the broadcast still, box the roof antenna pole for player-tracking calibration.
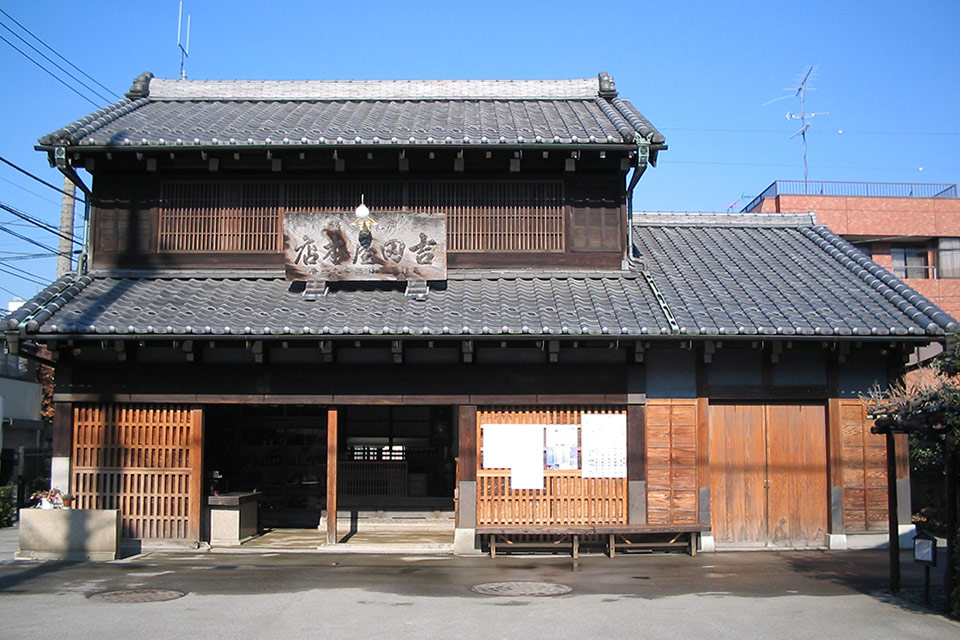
[764,66,828,184]
[177,1,191,80]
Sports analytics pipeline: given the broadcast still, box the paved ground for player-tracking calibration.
[0,524,957,640]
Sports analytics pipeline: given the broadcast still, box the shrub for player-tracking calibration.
[0,486,15,527]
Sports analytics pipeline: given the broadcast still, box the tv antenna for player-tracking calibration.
[177,1,191,80]
[764,66,828,181]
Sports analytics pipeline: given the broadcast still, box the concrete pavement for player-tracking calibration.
[0,524,957,640]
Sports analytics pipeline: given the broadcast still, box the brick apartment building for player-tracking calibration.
[744,180,960,321]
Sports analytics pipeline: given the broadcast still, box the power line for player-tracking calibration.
[0,282,25,299]
[663,127,960,137]
[0,251,64,262]
[0,261,49,287]
[0,224,64,257]
[0,18,114,104]
[0,32,100,108]
[0,175,61,206]
[0,8,119,100]
[0,155,86,204]
[0,201,80,246]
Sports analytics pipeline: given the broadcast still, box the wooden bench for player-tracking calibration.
[475,526,596,558]
[476,524,710,558]
[595,524,710,557]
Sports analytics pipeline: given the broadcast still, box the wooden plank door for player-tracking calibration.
[708,404,767,543]
[766,405,828,546]
[709,403,827,546]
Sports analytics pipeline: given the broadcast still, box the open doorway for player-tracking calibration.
[203,405,456,532]
[340,405,455,511]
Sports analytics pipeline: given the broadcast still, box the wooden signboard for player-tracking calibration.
[284,211,447,281]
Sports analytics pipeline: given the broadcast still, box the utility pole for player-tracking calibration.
[57,175,75,277]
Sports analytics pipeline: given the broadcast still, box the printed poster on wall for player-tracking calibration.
[481,424,546,490]
[509,425,545,490]
[580,413,627,478]
[545,424,579,470]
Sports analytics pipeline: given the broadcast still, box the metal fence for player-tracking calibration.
[743,180,958,212]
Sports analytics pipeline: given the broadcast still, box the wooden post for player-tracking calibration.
[188,408,204,541]
[885,431,900,593]
[326,407,338,545]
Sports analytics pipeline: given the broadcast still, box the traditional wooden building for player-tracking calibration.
[3,72,955,553]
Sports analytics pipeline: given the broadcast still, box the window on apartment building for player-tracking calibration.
[890,244,932,279]
[938,238,960,278]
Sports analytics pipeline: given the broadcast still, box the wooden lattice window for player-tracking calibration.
[409,181,564,252]
[159,180,564,253]
[72,404,203,540]
[159,183,282,252]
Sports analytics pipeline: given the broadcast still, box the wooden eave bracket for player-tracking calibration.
[405,279,429,300]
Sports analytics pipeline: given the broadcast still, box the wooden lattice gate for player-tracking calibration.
[72,405,203,540]
[476,407,627,526]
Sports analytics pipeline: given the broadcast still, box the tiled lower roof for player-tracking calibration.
[4,214,954,341]
[3,272,671,338]
[632,213,957,337]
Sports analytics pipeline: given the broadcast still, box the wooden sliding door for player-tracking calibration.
[709,403,827,546]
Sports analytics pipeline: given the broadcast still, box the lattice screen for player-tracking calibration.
[158,180,563,253]
[476,407,626,526]
[72,405,203,540]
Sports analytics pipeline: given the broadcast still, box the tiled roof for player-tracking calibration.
[2,271,671,338]
[632,212,957,337]
[38,73,664,149]
[4,214,955,341]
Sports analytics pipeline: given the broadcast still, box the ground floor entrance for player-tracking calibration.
[708,403,828,547]
[204,405,456,531]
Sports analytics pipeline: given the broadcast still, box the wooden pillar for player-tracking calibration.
[626,402,646,524]
[885,431,900,593]
[826,398,844,534]
[457,405,477,529]
[188,408,204,541]
[326,407,338,545]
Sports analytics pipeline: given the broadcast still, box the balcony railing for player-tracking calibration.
[742,180,958,212]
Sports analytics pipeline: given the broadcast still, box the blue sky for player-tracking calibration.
[0,0,958,302]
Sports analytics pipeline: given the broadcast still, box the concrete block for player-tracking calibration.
[453,528,480,555]
[827,533,848,550]
[17,509,121,561]
[699,534,716,553]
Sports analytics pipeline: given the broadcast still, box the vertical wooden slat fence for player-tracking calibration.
[72,404,203,540]
[157,180,564,253]
[646,399,699,524]
[476,407,626,526]
[838,400,888,532]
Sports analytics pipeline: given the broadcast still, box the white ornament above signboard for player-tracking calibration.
[284,211,447,281]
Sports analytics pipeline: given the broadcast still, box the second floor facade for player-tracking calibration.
[40,72,666,274]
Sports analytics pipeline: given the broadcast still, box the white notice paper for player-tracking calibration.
[481,424,514,469]
[545,424,579,470]
[510,425,545,490]
[580,413,627,478]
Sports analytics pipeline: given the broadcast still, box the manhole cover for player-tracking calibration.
[471,581,572,597]
[88,589,186,603]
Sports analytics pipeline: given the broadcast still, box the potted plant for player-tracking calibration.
[61,493,75,509]
[30,488,63,509]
